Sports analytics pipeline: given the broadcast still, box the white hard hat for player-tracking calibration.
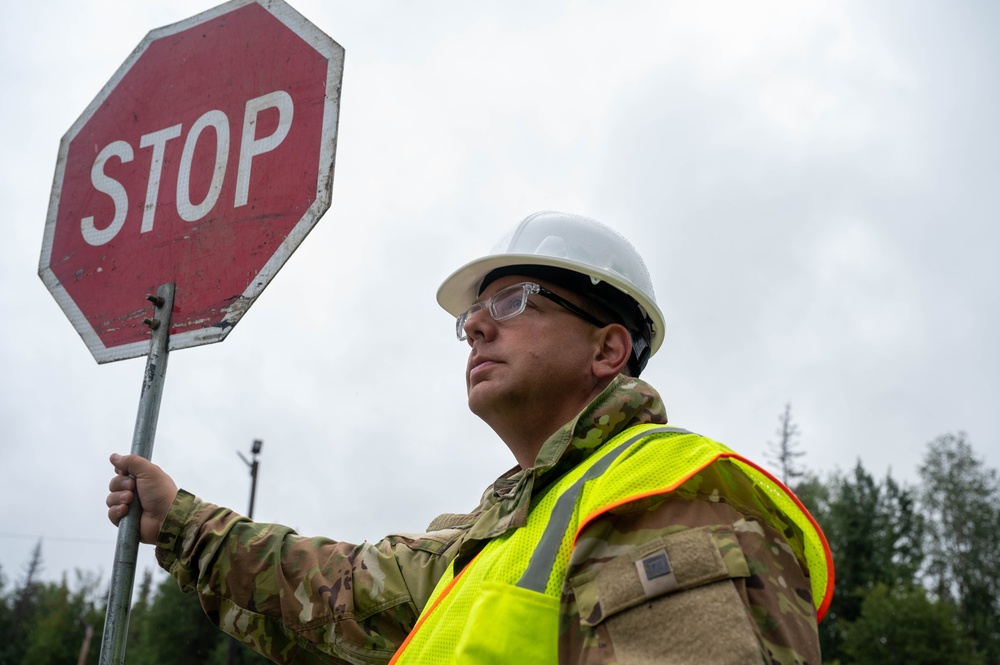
[437,211,664,374]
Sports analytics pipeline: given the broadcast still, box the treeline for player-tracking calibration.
[1,427,998,664]
[785,429,1000,664]
[0,554,268,665]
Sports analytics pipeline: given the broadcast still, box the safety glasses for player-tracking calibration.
[456,282,608,341]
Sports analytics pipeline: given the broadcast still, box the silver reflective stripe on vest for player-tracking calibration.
[516,426,691,593]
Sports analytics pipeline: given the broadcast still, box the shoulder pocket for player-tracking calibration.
[571,525,750,627]
[385,528,466,555]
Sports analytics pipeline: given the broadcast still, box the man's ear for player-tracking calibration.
[592,324,632,380]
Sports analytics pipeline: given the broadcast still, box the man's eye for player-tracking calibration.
[496,296,523,316]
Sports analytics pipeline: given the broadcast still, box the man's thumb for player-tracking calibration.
[110,453,153,476]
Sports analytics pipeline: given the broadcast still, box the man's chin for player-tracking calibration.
[467,381,504,419]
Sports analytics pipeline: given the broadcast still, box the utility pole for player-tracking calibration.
[229,439,263,665]
[237,439,263,519]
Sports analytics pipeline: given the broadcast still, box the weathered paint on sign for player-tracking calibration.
[39,0,344,363]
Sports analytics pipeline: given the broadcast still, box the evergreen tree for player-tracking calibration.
[127,568,154,654]
[919,433,1000,663]
[815,462,925,661]
[128,575,269,665]
[843,583,981,665]
[765,403,806,485]
[20,571,104,665]
[4,539,45,664]
[0,564,14,665]
[129,576,219,665]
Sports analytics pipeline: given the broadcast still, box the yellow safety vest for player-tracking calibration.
[390,425,833,664]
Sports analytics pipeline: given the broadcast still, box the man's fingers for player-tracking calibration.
[108,474,134,492]
[106,452,177,543]
[106,489,133,508]
[106,486,134,529]
[107,502,129,526]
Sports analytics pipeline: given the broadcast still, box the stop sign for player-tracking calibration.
[39,0,344,363]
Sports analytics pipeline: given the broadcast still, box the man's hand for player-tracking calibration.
[106,453,179,545]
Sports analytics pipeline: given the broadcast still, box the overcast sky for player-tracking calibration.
[1,0,997,595]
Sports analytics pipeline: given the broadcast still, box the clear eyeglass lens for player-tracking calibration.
[491,285,529,320]
[457,303,482,340]
[456,283,536,340]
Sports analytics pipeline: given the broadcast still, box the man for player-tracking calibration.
[107,211,832,664]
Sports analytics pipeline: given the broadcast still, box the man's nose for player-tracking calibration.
[463,308,497,344]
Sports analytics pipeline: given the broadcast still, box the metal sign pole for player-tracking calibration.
[98,283,175,665]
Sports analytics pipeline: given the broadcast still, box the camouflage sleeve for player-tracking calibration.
[560,464,822,665]
[156,490,462,665]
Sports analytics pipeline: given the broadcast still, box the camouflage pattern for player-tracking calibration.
[157,375,823,664]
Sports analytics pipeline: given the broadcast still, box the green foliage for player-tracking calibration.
[805,461,926,660]
[20,571,104,665]
[125,573,271,665]
[0,552,272,664]
[0,565,14,665]
[843,583,981,665]
[2,540,47,665]
[127,575,227,665]
[919,433,1000,665]
[0,541,105,665]
[127,568,154,654]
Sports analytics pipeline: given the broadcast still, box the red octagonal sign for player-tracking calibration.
[39,0,344,363]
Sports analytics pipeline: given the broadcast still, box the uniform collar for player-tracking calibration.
[463,375,668,546]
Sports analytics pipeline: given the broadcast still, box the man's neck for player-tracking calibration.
[490,382,613,469]
[498,423,561,470]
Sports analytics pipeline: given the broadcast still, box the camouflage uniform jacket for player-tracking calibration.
[156,375,823,664]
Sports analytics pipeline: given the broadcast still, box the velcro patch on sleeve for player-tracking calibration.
[572,525,748,627]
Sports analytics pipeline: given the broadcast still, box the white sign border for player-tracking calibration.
[38,0,344,364]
